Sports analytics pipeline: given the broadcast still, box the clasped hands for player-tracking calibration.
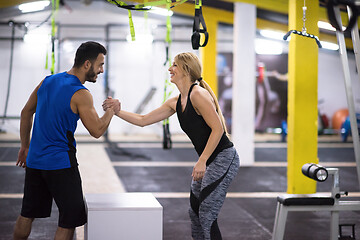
[102,96,207,182]
[103,96,121,113]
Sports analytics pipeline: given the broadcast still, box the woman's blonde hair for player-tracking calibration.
[174,52,229,136]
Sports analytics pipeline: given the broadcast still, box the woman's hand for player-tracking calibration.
[192,158,206,181]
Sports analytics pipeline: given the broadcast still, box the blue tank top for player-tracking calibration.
[176,83,233,166]
[26,72,87,170]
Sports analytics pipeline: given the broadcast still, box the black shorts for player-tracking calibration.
[21,166,87,228]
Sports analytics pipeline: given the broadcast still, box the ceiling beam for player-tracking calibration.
[0,0,35,8]
[223,0,288,14]
[223,0,350,25]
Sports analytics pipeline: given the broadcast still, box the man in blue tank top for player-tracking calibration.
[13,41,120,240]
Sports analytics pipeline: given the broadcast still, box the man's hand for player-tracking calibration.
[16,147,28,168]
[103,96,121,114]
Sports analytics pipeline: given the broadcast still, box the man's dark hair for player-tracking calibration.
[73,41,107,68]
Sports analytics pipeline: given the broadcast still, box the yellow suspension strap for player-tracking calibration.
[128,10,135,41]
[106,0,187,41]
[162,1,174,149]
[191,0,208,50]
[48,0,59,74]
[45,39,49,70]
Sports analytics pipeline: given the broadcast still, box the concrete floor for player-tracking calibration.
[0,132,359,240]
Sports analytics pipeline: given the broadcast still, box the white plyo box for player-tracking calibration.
[85,193,163,240]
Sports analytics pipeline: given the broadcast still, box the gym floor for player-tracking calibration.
[0,132,359,240]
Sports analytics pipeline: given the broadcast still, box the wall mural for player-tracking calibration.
[217,53,288,133]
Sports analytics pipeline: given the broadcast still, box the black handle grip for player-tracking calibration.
[283,30,322,48]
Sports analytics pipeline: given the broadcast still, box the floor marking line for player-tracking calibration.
[1,161,356,167]
[252,162,357,167]
[149,192,360,198]
[111,161,357,167]
[0,162,16,166]
[112,161,194,167]
[0,194,23,198]
[2,192,360,199]
[0,142,355,149]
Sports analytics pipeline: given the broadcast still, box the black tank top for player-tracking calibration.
[176,83,233,166]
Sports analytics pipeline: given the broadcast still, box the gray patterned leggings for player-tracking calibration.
[189,147,240,240]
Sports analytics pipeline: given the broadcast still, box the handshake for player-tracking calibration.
[102,96,121,114]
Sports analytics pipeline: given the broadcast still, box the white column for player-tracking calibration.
[232,3,256,166]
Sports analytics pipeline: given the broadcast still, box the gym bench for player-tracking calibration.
[272,164,360,240]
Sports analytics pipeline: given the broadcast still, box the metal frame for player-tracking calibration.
[334,6,360,189]
[273,6,360,239]
[272,169,360,240]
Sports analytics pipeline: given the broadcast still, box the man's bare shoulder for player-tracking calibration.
[72,89,91,102]
[70,89,92,114]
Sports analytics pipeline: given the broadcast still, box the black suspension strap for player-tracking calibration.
[326,0,359,33]
[2,21,16,128]
[191,0,208,50]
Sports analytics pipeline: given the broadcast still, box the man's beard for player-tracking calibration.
[85,67,97,83]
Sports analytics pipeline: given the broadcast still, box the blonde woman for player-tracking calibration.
[103,52,240,240]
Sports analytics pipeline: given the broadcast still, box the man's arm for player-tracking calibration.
[72,89,120,138]
[16,81,42,168]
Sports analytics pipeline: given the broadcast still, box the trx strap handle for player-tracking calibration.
[191,0,208,50]
[128,10,135,41]
[283,30,322,48]
[326,0,359,33]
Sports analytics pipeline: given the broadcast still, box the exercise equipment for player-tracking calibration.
[1,15,53,132]
[283,0,322,48]
[273,4,360,239]
[339,223,356,240]
[301,163,328,182]
[106,0,187,41]
[272,164,360,240]
[106,0,208,49]
[1,21,16,132]
[332,108,349,130]
[332,3,360,188]
[341,113,360,142]
[326,0,359,33]
[279,103,331,143]
[280,120,287,142]
[47,0,59,74]
[162,5,174,149]
[191,0,208,50]
[102,23,150,160]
